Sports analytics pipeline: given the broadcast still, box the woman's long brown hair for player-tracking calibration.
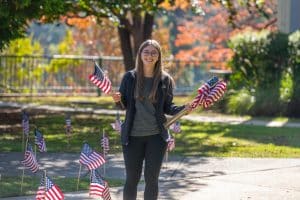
[135,39,164,103]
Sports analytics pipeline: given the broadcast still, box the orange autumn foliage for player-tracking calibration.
[174,0,277,70]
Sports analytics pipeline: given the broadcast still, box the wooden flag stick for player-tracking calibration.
[102,129,106,177]
[20,137,29,193]
[22,131,25,152]
[44,170,47,188]
[76,164,82,191]
[21,137,28,193]
[20,167,25,193]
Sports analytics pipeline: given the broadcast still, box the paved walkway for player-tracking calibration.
[1,153,300,200]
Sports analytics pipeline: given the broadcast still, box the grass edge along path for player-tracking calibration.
[0,176,124,198]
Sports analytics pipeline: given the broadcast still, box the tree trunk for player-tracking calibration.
[117,12,155,72]
[118,22,134,71]
[143,13,154,40]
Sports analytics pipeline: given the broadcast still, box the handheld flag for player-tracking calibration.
[164,76,227,128]
[21,143,39,173]
[34,129,47,152]
[89,62,112,94]
[79,143,106,170]
[89,169,112,200]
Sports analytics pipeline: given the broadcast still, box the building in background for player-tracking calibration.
[277,0,300,33]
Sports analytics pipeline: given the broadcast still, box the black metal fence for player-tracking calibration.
[0,55,220,95]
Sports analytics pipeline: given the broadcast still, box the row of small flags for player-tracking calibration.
[21,111,114,199]
[21,141,112,199]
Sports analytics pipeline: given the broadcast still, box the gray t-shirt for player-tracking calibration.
[131,77,160,136]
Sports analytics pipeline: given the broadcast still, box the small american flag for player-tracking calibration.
[111,112,122,133]
[170,121,181,133]
[101,134,110,155]
[22,112,30,136]
[89,62,112,94]
[167,138,175,152]
[203,81,227,108]
[89,169,112,200]
[65,117,71,135]
[190,77,226,110]
[79,143,106,170]
[34,129,47,152]
[21,143,39,173]
[36,175,64,200]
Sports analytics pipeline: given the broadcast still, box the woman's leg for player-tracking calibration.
[123,137,145,200]
[144,134,167,200]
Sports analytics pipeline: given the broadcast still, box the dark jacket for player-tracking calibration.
[119,70,185,145]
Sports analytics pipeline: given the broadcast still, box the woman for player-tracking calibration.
[112,39,189,200]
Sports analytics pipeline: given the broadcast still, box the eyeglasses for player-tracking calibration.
[142,51,158,57]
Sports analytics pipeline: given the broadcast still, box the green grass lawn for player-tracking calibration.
[0,175,123,198]
[1,113,300,157]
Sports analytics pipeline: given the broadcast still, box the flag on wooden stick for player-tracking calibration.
[34,128,47,152]
[36,174,64,200]
[21,143,39,173]
[79,143,106,170]
[89,169,112,200]
[89,62,112,94]
[22,111,30,136]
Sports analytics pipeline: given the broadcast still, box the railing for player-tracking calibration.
[0,55,224,96]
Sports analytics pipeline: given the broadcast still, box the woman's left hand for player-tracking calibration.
[185,103,193,115]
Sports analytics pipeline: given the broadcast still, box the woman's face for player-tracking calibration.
[141,45,159,68]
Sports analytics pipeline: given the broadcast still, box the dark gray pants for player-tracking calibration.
[122,134,167,200]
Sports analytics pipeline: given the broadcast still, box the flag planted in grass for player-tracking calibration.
[111,111,122,133]
[22,111,30,136]
[36,175,64,200]
[89,169,112,200]
[89,62,112,94]
[79,143,106,170]
[21,143,39,173]
[34,129,47,152]
[65,116,71,135]
[101,134,110,155]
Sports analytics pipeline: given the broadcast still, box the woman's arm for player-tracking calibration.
[163,77,185,115]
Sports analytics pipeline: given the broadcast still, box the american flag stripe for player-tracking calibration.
[167,138,175,152]
[80,152,106,170]
[22,112,30,136]
[22,146,39,173]
[103,185,112,200]
[89,75,111,94]
[89,183,105,197]
[35,129,47,152]
[89,170,111,199]
[101,137,110,154]
[36,186,45,200]
[45,185,64,200]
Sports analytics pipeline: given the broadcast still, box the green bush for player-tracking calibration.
[227,30,289,116]
[226,88,254,115]
[287,31,300,117]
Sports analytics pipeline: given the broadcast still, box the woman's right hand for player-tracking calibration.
[112,92,121,103]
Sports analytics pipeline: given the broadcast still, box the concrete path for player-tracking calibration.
[1,153,300,200]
